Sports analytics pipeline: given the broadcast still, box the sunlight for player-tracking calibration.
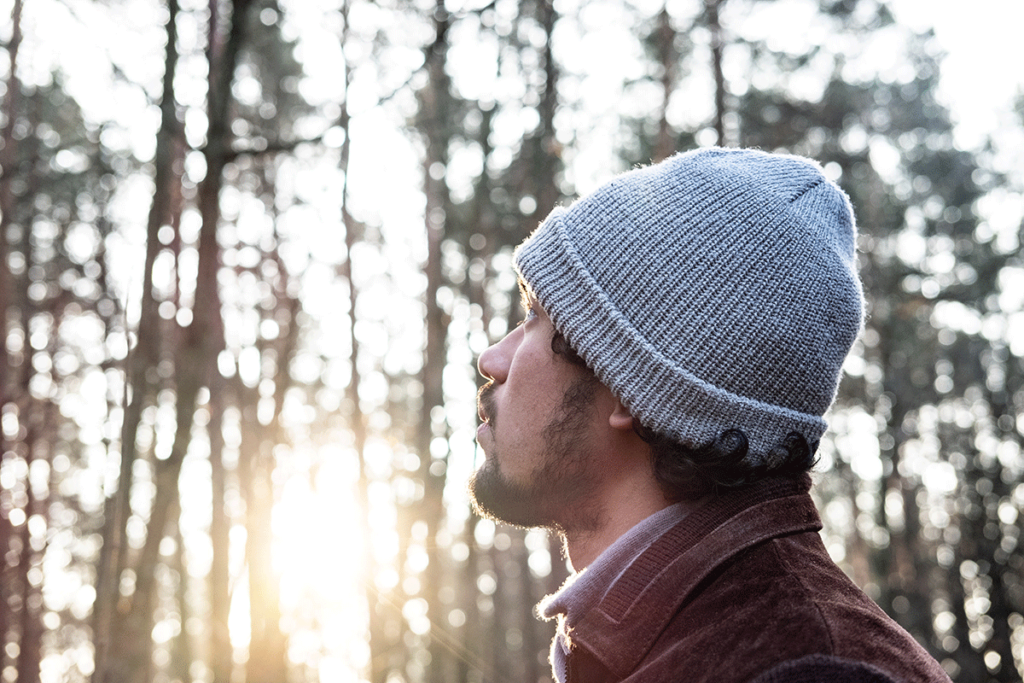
[4,0,1024,679]
[227,444,376,670]
[261,442,384,677]
[273,453,364,604]
[229,574,251,650]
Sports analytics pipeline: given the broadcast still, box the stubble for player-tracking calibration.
[469,374,602,532]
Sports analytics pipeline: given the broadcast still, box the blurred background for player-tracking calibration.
[1,0,1023,681]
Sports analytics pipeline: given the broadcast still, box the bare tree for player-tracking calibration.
[414,2,458,680]
[243,192,296,683]
[0,0,24,666]
[208,376,233,683]
[92,0,182,677]
[0,0,23,412]
[705,0,727,146]
[653,5,678,162]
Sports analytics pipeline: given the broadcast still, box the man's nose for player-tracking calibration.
[477,328,520,383]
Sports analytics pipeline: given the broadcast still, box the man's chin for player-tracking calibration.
[468,462,550,529]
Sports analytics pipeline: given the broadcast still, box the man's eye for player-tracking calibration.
[521,307,537,324]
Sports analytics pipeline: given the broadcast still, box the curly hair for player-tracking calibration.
[633,423,817,500]
[550,328,818,500]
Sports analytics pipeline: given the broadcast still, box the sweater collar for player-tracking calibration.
[538,502,692,625]
[538,503,692,683]
[564,475,821,679]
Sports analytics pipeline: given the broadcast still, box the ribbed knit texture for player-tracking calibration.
[514,147,863,463]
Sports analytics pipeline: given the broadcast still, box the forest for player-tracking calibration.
[0,0,1022,681]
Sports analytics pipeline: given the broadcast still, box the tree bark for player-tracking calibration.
[0,0,24,666]
[705,0,727,146]
[92,0,182,678]
[334,4,389,678]
[653,5,677,162]
[0,0,23,413]
[208,378,233,683]
[409,3,456,681]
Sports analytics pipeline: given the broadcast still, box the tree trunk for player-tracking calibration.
[243,425,287,683]
[14,406,44,683]
[533,0,560,222]
[5,76,49,683]
[99,0,254,679]
[202,4,237,677]
[0,0,23,666]
[208,378,233,683]
[170,511,193,683]
[112,372,204,683]
[653,5,677,162]
[705,0,727,146]
[244,224,297,683]
[416,3,454,680]
[0,0,23,413]
[334,4,389,677]
[93,1,182,678]
[974,369,1019,682]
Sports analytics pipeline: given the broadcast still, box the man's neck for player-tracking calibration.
[561,516,655,571]
[561,482,689,571]
[555,409,696,571]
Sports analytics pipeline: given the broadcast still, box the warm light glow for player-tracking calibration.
[262,444,384,677]
[273,450,364,605]
[9,0,1024,681]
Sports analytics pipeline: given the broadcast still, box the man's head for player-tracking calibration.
[486,147,862,501]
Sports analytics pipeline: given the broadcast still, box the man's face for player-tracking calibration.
[469,287,603,531]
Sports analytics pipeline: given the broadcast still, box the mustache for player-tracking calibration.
[477,381,498,427]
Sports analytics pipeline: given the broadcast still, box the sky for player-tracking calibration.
[7,0,1022,185]
[892,0,1024,155]
[8,0,1024,150]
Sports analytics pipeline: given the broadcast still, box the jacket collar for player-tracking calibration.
[570,475,822,679]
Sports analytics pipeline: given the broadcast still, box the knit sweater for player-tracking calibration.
[539,503,692,682]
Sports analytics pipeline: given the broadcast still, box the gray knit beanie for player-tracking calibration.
[513,147,863,464]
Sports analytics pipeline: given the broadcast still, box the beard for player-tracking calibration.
[469,376,601,532]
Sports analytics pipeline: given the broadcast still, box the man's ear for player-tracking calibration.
[608,398,634,431]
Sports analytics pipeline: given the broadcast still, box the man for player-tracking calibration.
[469,148,951,683]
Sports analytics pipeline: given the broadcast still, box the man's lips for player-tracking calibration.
[475,384,496,453]
[477,383,496,426]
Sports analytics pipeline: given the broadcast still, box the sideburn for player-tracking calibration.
[545,327,602,477]
[536,371,604,532]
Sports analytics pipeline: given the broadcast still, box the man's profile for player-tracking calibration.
[469,148,950,683]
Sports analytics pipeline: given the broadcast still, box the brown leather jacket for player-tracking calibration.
[561,476,952,683]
